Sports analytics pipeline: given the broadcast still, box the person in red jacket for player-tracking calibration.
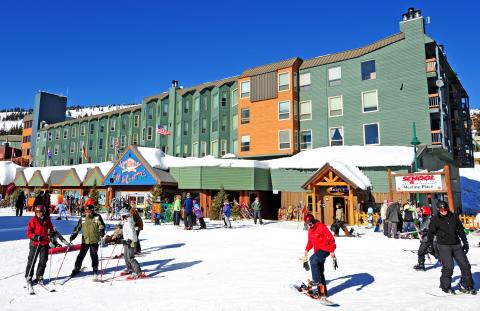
[303,214,336,298]
[25,205,54,285]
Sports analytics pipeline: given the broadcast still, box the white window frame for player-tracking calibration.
[300,130,313,150]
[48,132,52,141]
[133,115,140,127]
[363,122,381,145]
[232,114,238,131]
[241,108,250,124]
[361,59,376,81]
[299,72,311,87]
[278,100,290,120]
[200,141,207,157]
[55,130,60,140]
[328,66,342,86]
[278,72,290,92]
[147,126,153,140]
[328,95,343,117]
[278,130,291,150]
[232,88,238,107]
[54,145,59,155]
[210,140,218,157]
[300,100,312,121]
[110,119,116,131]
[241,135,250,152]
[221,139,227,156]
[362,90,379,113]
[132,133,138,145]
[63,129,68,139]
[80,125,86,136]
[240,80,250,99]
[192,142,199,157]
[183,144,188,157]
[329,126,344,146]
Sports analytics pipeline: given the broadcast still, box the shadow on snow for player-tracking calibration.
[327,272,375,297]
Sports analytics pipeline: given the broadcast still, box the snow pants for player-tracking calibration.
[309,250,330,285]
[74,243,99,273]
[417,242,429,264]
[184,211,193,228]
[123,242,141,274]
[223,215,232,228]
[25,243,49,279]
[437,243,474,290]
[173,211,181,226]
[198,217,206,229]
[389,222,398,238]
[383,220,389,236]
[253,210,263,224]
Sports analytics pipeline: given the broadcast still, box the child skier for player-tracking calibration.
[413,206,432,271]
[193,199,206,229]
[223,199,232,228]
[303,214,336,299]
[119,209,146,279]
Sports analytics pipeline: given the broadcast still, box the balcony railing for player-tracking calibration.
[431,130,442,145]
[428,93,440,108]
[426,58,436,73]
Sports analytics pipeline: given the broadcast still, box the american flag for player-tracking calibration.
[156,125,171,136]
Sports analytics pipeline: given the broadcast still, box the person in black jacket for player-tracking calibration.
[427,201,476,295]
[15,190,26,217]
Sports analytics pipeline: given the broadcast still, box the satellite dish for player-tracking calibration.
[436,78,444,88]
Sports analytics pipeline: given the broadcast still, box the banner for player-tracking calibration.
[395,174,444,192]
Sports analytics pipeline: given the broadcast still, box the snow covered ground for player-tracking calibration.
[0,208,479,311]
[460,165,480,214]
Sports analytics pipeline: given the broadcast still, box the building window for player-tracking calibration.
[100,122,104,133]
[48,132,52,141]
[176,123,181,137]
[328,66,342,86]
[70,142,76,153]
[61,159,65,166]
[278,130,291,149]
[194,97,200,112]
[147,105,154,119]
[162,102,168,116]
[202,96,208,111]
[241,81,250,98]
[241,135,250,152]
[328,96,343,117]
[213,93,219,110]
[232,115,238,131]
[300,130,312,150]
[221,91,227,107]
[175,145,180,157]
[55,130,60,140]
[221,115,227,132]
[232,139,238,154]
[211,140,218,157]
[232,89,238,107]
[183,122,189,136]
[362,90,378,113]
[192,142,199,157]
[88,140,93,151]
[241,108,250,124]
[121,135,126,147]
[122,118,127,130]
[201,118,207,133]
[61,144,66,154]
[300,100,312,120]
[278,101,290,120]
[221,140,227,156]
[329,127,344,146]
[63,129,68,139]
[211,118,218,133]
[278,72,290,91]
[364,123,380,145]
[99,138,103,150]
[147,127,153,140]
[54,145,59,155]
[200,141,207,157]
[81,125,86,136]
[142,128,146,141]
[110,119,116,131]
[184,99,190,113]
[134,115,140,127]
[300,72,311,88]
[361,60,376,80]
[78,141,85,153]
[183,144,188,157]
[294,101,298,120]
[193,119,198,134]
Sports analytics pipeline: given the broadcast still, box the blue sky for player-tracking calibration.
[0,0,478,109]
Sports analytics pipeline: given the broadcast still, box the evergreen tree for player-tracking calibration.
[210,186,228,220]
[89,180,100,210]
[150,184,163,203]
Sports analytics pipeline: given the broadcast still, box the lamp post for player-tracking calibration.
[411,122,421,203]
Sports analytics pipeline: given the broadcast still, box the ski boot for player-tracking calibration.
[26,276,32,284]
[126,272,147,280]
[36,276,44,285]
[120,270,132,276]
[441,287,456,295]
[459,285,477,295]
[92,273,98,282]
[71,268,80,277]
[413,263,425,271]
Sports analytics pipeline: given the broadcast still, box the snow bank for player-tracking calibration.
[0,161,21,185]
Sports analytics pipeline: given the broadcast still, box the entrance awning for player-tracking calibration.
[302,161,371,190]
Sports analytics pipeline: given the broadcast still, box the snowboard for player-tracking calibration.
[289,283,338,307]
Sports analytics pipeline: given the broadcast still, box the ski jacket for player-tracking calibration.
[386,204,399,223]
[251,201,262,211]
[193,203,203,218]
[184,197,193,213]
[380,203,388,220]
[122,216,137,242]
[428,211,467,246]
[72,213,105,244]
[173,199,181,211]
[419,216,431,242]
[223,203,231,218]
[335,209,345,222]
[27,216,53,246]
[130,207,143,230]
[402,204,417,222]
[305,222,336,253]
[16,192,26,208]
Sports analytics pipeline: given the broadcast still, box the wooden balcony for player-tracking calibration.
[426,58,436,73]
[431,130,442,145]
[428,93,440,108]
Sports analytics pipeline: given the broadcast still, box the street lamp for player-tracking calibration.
[411,122,421,203]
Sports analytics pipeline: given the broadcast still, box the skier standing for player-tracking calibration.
[173,195,181,226]
[193,199,206,229]
[402,200,417,233]
[251,197,263,225]
[303,214,336,299]
[119,209,146,279]
[15,190,26,217]
[386,201,399,238]
[129,205,143,254]
[413,206,432,271]
[223,199,232,228]
[183,193,194,230]
[427,201,476,295]
[380,200,388,236]
[69,202,105,280]
[25,206,53,284]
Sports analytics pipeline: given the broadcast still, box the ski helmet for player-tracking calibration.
[438,201,449,211]
[84,205,94,212]
[304,214,315,225]
[34,205,44,213]
[421,207,431,216]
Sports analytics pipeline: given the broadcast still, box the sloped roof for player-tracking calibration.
[143,92,169,103]
[48,170,70,186]
[240,57,300,78]
[151,167,177,185]
[176,76,238,95]
[302,161,372,190]
[301,32,405,69]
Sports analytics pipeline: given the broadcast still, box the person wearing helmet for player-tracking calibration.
[69,200,105,281]
[119,208,146,279]
[413,206,433,271]
[25,205,54,285]
[302,214,336,299]
[427,201,476,295]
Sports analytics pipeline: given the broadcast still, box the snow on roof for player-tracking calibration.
[329,161,372,190]
[0,161,21,185]
[22,162,114,183]
[266,146,414,169]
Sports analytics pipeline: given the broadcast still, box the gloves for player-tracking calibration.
[333,258,339,270]
[463,242,469,254]
[32,235,43,242]
[301,256,310,271]
[69,234,76,242]
[426,243,434,255]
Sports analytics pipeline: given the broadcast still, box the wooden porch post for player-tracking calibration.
[311,186,316,214]
[348,185,354,226]
[444,165,455,213]
[387,168,393,201]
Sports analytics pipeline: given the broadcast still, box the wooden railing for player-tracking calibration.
[428,93,440,108]
[426,58,436,73]
[431,130,442,145]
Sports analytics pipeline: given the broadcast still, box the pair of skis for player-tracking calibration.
[25,280,56,295]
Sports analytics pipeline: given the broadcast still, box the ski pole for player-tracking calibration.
[48,250,53,282]
[27,243,41,281]
[53,244,71,284]
[99,224,111,282]
[109,248,123,286]
[103,243,118,274]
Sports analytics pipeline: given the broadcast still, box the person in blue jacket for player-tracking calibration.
[223,199,232,228]
[183,193,194,230]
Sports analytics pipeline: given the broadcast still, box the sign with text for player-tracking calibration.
[395,174,444,192]
[103,151,156,186]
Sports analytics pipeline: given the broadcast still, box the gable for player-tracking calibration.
[28,170,46,187]
[14,171,28,187]
[83,167,105,187]
[59,169,82,187]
